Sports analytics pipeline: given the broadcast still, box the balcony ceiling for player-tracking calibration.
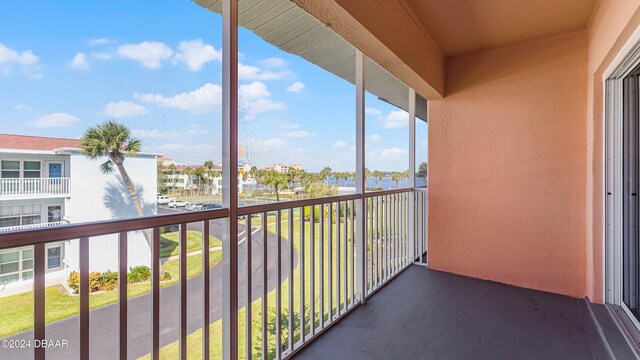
[196,0,420,114]
[402,0,598,57]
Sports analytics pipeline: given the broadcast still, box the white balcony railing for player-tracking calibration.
[0,221,68,232]
[0,178,70,198]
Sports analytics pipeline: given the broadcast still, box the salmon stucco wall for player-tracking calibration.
[428,33,588,298]
[586,0,640,304]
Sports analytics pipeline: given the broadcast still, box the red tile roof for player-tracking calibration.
[0,134,79,151]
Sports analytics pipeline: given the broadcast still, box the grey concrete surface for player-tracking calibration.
[295,265,614,360]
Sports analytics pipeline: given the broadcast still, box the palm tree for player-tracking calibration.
[204,160,214,193]
[193,167,206,196]
[259,170,287,202]
[320,166,332,186]
[372,170,383,188]
[183,168,195,196]
[80,120,150,246]
[391,171,408,188]
[417,162,428,184]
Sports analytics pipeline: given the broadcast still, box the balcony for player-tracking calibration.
[0,178,70,200]
[0,188,634,359]
[0,221,68,233]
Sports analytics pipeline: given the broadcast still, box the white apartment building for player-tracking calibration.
[0,134,158,296]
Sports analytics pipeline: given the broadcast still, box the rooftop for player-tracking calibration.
[0,133,79,151]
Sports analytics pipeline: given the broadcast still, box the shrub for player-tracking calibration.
[303,206,322,223]
[99,270,118,291]
[67,271,79,293]
[162,271,172,281]
[67,271,101,293]
[128,265,151,283]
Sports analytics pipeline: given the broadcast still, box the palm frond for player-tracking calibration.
[100,160,114,174]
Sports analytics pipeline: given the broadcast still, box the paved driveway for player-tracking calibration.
[2,211,297,360]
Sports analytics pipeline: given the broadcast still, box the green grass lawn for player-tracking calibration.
[160,230,222,258]
[0,249,223,338]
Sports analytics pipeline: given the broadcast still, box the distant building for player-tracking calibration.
[0,134,158,296]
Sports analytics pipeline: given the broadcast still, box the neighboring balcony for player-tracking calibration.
[0,221,68,233]
[0,178,70,200]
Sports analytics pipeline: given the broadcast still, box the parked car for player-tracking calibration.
[168,199,189,208]
[203,203,223,210]
[187,203,206,211]
[157,195,171,205]
[162,224,179,233]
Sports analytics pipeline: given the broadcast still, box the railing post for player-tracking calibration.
[355,49,366,304]
[222,0,239,358]
[408,88,416,264]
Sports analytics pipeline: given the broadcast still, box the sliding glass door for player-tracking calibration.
[623,68,640,320]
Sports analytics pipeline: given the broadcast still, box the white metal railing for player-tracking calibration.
[414,188,428,265]
[0,221,68,232]
[0,188,426,359]
[0,178,70,198]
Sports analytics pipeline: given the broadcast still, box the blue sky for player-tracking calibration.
[0,0,425,172]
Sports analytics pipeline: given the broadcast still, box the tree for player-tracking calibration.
[80,120,150,246]
[391,171,408,188]
[183,168,194,196]
[372,170,383,188]
[319,166,332,185]
[264,170,288,202]
[418,162,428,184]
[193,167,206,196]
[157,163,168,195]
[204,160,214,193]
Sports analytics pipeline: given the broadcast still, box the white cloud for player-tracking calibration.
[29,113,79,128]
[285,130,316,138]
[365,107,381,116]
[286,82,305,92]
[135,83,222,114]
[380,147,408,158]
[259,57,286,68]
[370,134,382,142]
[380,110,409,129]
[173,39,221,71]
[282,122,300,129]
[88,38,110,46]
[101,101,149,118]
[117,41,173,69]
[136,81,285,117]
[70,53,89,70]
[130,129,169,139]
[239,81,287,114]
[253,137,286,149]
[14,104,31,111]
[92,52,112,60]
[238,63,291,81]
[332,140,347,149]
[0,43,42,79]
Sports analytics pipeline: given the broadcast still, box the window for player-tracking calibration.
[0,204,43,229]
[48,206,62,222]
[1,161,20,178]
[23,161,41,178]
[0,248,34,285]
[47,246,62,269]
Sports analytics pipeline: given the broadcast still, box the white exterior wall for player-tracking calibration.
[65,152,158,273]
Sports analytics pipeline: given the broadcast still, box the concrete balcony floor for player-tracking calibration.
[295,265,634,360]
